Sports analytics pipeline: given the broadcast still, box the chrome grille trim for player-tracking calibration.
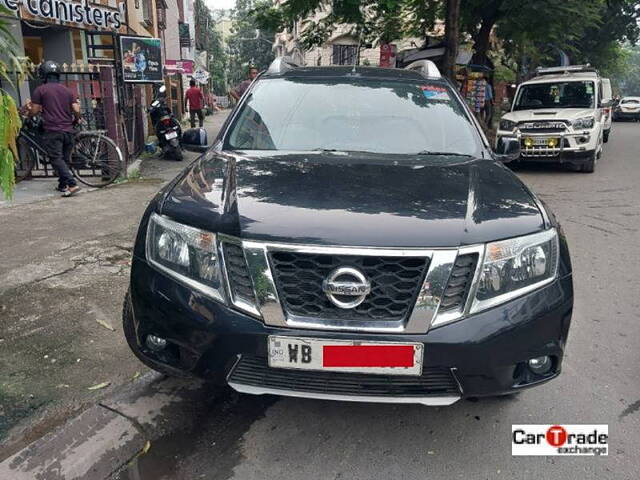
[219,238,484,334]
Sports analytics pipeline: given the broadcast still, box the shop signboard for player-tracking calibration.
[0,0,126,32]
[120,36,163,83]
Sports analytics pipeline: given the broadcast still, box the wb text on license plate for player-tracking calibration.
[268,336,423,375]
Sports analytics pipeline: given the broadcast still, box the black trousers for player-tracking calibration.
[44,131,76,188]
[190,109,204,128]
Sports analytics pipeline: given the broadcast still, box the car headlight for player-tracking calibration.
[146,213,225,302]
[470,229,559,314]
[572,116,595,129]
[499,119,517,131]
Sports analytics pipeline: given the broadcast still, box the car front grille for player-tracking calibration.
[269,252,429,322]
[228,355,460,397]
[222,242,256,303]
[439,253,478,312]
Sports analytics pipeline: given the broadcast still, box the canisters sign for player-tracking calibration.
[0,0,124,30]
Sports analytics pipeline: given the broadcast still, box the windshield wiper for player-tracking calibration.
[415,150,474,157]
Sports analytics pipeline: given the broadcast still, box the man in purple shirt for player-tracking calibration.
[229,66,258,102]
[30,61,82,197]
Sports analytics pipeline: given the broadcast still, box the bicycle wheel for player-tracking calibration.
[15,136,36,182]
[70,132,123,188]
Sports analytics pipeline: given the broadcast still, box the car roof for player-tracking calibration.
[621,96,640,100]
[260,65,442,83]
[523,72,600,85]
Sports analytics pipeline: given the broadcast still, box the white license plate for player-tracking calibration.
[165,131,178,140]
[268,336,423,375]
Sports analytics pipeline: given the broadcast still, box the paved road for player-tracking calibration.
[108,122,640,480]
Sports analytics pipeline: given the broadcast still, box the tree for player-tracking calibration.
[443,0,461,80]
[227,0,276,86]
[194,0,228,94]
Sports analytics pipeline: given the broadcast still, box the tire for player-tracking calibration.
[173,147,184,161]
[122,291,192,378]
[580,151,596,173]
[603,130,610,143]
[71,133,124,188]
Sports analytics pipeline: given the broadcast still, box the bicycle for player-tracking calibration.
[16,116,124,188]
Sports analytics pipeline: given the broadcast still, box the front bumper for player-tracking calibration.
[128,255,573,404]
[497,129,598,161]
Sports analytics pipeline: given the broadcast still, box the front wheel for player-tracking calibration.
[580,151,597,173]
[71,133,124,188]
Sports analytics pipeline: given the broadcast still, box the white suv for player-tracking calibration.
[497,65,610,173]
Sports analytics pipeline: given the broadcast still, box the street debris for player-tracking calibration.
[88,382,111,391]
[96,318,116,332]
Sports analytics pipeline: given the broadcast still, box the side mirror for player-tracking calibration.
[182,127,209,153]
[600,98,612,108]
[495,136,521,163]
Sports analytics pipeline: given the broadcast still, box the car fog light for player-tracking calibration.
[146,335,167,351]
[547,138,558,148]
[524,137,534,148]
[528,356,552,374]
[578,136,589,144]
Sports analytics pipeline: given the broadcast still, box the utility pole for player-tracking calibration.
[443,0,461,82]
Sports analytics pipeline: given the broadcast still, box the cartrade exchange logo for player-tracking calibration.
[512,425,608,456]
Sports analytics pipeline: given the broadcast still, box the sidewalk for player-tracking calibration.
[136,111,229,182]
[0,111,230,209]
[0,111,230,466]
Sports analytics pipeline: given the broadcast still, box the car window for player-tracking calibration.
[514,81,595,110]
[622,99,640,104]
[225,77,481,156]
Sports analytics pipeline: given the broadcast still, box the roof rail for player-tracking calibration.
[535,64,598,76]
[404,60,441,78]
[267,56,301,74]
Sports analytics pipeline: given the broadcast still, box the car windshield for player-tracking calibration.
[622,99,640,104]
[514,81,595,110]
[224,77,481,156]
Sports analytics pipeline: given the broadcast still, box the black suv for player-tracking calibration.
[124,59,573,405]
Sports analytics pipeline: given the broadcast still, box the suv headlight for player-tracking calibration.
[470,229,559,314]
[572,116,595,129]
[499,119,517,131]
[146,213,225,302]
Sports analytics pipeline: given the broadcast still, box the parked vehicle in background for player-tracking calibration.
[496,65,608,173]
[613,97,640,121]
[149,86,183,161]
[601,78,613,142]
[123,58,573,407]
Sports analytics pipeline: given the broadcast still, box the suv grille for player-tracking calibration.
[439,253,478,312]
[269,252,429,322]
[222,242,255,303]
[229,355,460,397]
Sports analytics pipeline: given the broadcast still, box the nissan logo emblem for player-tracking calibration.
[322,267,371,309]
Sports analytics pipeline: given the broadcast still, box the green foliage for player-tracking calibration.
[255,0,639,80]
[617,45,640,95]
[227,0,276,86]
[194,0,228,94]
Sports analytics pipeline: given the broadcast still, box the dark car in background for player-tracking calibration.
[123,58,573,406]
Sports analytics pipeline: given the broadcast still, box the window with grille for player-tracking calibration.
[332,44,357,65]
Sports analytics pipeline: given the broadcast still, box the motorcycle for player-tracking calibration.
[148,85,183,161]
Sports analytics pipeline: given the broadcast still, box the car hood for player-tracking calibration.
[160,151,544,248]
[502,108,595,123]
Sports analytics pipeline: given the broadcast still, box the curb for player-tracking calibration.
[0,373,214,480]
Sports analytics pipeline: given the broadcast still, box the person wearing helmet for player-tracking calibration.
[30,61,82,197]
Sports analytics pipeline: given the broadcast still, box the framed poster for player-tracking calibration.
[120,36,163,83]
